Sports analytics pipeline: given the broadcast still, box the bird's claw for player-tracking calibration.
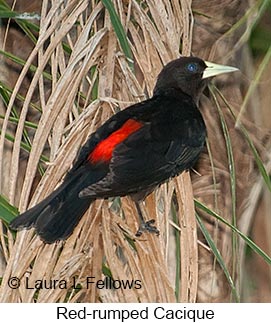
[135,219,160,237]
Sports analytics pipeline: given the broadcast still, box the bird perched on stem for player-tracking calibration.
[10,56,238,243]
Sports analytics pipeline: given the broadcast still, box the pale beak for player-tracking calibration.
[203,61,239,79]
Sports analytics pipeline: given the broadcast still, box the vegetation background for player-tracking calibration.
[0,0,270,302]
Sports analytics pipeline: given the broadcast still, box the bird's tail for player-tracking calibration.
[10,167,100,243]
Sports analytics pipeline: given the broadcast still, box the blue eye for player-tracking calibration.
[186,63,198,73]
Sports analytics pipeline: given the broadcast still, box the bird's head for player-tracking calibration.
[153,56,238,103]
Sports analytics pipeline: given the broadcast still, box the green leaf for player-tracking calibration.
[209,85,237,223]
[240,123,271,192]
[0,114,38,130]
[209,84,239,286]
[0,131,49,163]
[0,195,18,224]
[0,50,52,81]
[214,86,271,192]
[102,263,113,278]
[237,44,271,125]
[195,199,271,265]
[102,0,134,71]
[196,214,240,302]
[0,81,42,112]
[0,1,39,43]
[171,200,181,302]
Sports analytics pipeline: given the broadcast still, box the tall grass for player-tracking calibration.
[0,0,270,302]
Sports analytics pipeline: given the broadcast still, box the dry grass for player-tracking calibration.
[0,0,197,302]
[0,0,270,302]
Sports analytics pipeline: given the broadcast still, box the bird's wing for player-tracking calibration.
[64,99,158,180]
[66,92,205,199]
[79,123,203,199]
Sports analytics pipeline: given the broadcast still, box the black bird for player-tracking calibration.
[10,56,238,243]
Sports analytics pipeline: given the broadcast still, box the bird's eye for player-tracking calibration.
[186,62,198,73]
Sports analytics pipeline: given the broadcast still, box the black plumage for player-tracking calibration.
[10,56,238,243]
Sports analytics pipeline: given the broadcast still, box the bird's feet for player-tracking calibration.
[135,219,160,237]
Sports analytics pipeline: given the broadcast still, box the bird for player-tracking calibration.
[9,56,238,243]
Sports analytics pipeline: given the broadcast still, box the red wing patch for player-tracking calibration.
[88,119,143,164]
